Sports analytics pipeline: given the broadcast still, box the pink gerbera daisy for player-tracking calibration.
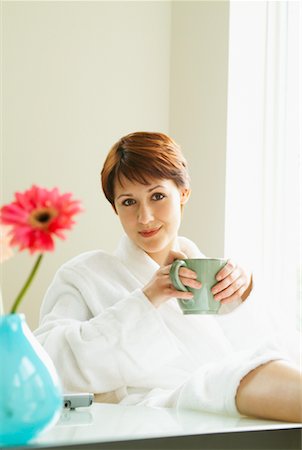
[0,185,82,254]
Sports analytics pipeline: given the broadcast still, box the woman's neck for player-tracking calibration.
[146,237,180,267]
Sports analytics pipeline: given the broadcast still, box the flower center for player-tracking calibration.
[28,208,58,229]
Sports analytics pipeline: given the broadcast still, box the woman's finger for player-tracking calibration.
[212,267,241,295]
[163,264,198,280]
[179,276,202,289]
[164,271,201,290]
[219,285,248,304]
[178,267,199,279]
[216,259,237,281]
[213,276,245,301]
[165,250,188,265]
[169,288,194,300]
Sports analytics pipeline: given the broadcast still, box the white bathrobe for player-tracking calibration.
[35,235,282,416]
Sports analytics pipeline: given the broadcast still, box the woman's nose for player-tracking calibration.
[137,204,154,224]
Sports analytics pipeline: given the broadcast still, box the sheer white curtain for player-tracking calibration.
[222,1,301,359]
[261,1,300,331]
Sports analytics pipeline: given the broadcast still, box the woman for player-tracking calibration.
[35,132,301,422]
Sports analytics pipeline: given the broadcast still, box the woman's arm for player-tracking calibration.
[35,266,181,394]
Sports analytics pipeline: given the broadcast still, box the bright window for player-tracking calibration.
[223,1,301,355]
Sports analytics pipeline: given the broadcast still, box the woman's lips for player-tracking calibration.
[139,227,161,238]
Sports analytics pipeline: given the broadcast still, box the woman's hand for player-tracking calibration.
[211,260,252,304]
[143,250,202,308]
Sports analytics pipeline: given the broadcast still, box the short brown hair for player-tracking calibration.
[101,131,190,208]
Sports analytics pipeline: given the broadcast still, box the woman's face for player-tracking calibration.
[114,176,190,265]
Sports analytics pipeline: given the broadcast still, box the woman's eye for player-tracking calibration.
[152,193,165,201]
[123,198,136,206]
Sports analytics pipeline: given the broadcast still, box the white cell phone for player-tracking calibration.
[63,393,94,409]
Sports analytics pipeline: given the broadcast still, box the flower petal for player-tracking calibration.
[0,186,82,253]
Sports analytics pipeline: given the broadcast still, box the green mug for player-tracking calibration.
[170,258,227,315]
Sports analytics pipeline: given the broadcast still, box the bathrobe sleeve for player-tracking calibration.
[35,262,181,394]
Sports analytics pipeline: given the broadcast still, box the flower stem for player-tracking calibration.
[10,254,44,314]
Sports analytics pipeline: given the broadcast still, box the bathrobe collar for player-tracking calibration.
[115,235,179,284]
[114,234,160,285]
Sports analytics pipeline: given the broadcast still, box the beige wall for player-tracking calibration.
[170,1,229,256]
[1,1,230,329]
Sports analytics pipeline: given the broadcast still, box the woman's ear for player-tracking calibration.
[180,188,191,205]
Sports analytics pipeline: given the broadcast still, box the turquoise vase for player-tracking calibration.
[0,314,62,446]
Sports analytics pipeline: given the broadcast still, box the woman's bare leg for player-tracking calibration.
[236,360,302,422]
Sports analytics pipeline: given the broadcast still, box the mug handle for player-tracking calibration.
[169,260,188,292]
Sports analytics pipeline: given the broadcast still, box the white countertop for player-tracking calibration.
[30,403,301,448]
